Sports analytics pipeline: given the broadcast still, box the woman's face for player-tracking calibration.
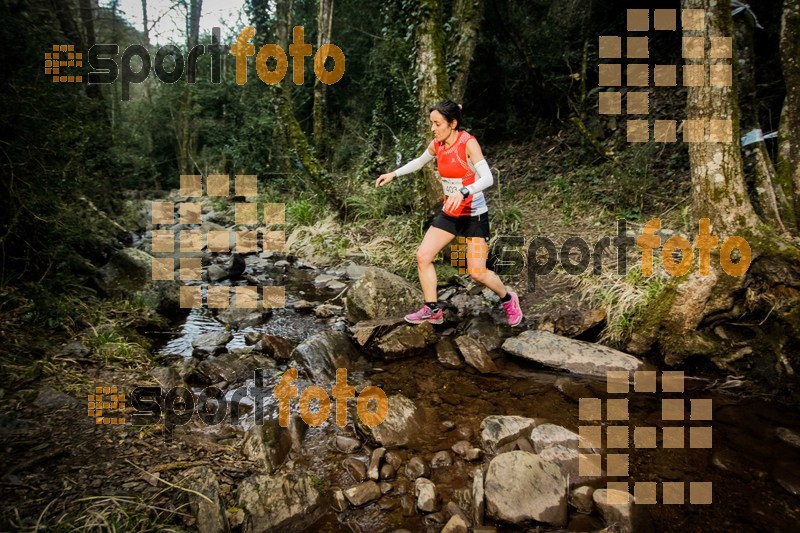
[430,110,456,143]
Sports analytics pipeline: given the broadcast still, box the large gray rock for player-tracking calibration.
[343,481,382,507]
[375,322,438,359]
[33,387,79,410]
[502,330,643,377]
[455,336,497,374]
[356,393,425,448]
[96,247,153,294]
[350,317,406,346]
[530,423,583,453]
[346,263,369,280]
[484,451,568,526]
[569,486,594,514]
[186,352,275,386]
[539,444,602,487]
[293,331,360,383]
[238,470,323,532]
[415,477,439,513]
[241,416,303,473]
[592,488,635,533]
[183,466,230,533]
[252,335,294,361]
[216,307,271,329]
[480,415,538,454]
[436,339,464,369]
[206,254,246,282]
[464,316,502,352]
[96,248,180,314]
[344,267,423,323]
[192,331,233,349]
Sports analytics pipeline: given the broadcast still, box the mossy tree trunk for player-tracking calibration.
[415,0,451,213]
[176,0,202,174]
[631,0,800,397]
[449,0,483,103]
[733,11,787,231]
[313,0,334,155]
[276,0,339,209]
[777,0,800,231]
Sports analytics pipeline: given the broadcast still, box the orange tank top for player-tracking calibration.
[433,130,487,218]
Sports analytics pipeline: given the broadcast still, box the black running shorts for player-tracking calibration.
[431,211,490,239]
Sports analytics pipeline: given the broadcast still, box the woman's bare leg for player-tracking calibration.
[416,226,456,302]
[466,237,507,296]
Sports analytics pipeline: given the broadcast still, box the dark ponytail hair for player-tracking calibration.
[429,100,463,130]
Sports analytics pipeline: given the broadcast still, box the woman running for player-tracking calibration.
[375,100,523,326]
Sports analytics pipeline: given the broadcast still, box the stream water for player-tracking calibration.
[154,263,800,532]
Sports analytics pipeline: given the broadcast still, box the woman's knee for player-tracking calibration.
[417,248,434,265]
[469,267,490,284]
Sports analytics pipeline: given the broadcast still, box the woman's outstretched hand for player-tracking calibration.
[375,173,395,187]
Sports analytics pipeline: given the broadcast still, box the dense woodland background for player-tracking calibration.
[1,0,800,397]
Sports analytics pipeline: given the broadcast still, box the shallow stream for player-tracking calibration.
[155,263,800,532]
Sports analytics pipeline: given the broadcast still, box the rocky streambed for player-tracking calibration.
[132,254,800,533]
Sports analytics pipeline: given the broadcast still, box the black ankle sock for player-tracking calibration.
[425,301,440,310]
[500,292,512,303]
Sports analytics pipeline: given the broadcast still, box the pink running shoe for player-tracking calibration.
[502,291,523,326]
[404,304,444,325]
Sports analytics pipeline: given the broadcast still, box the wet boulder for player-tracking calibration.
[216,307,271,329]
[206,253,246,282]
[95,248,181,314]
[592,488,635,533]
[530,423,583,452]
[252,334,294,361]
[502,330,643,378]
[436,339,464,369]
[356,393,425,448]
[415,478,439,513]
[293,330,360,383]
[405,456,430,480]
[241,415,305,473]
[479,415,538,454]
[334,436,363,454]
[344,267,423,323]
[484,451,568,527]
[455,336,497,374]
[191,331,233,359]
[464,316,502,352]
[343,481,382,507]
[238,470,323,532]
[350,317,406,347]
[186,352,275,386]
[342,458,367,482]
[539,444,602,487]
[375,322,438,360]
[182,466,230,533]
